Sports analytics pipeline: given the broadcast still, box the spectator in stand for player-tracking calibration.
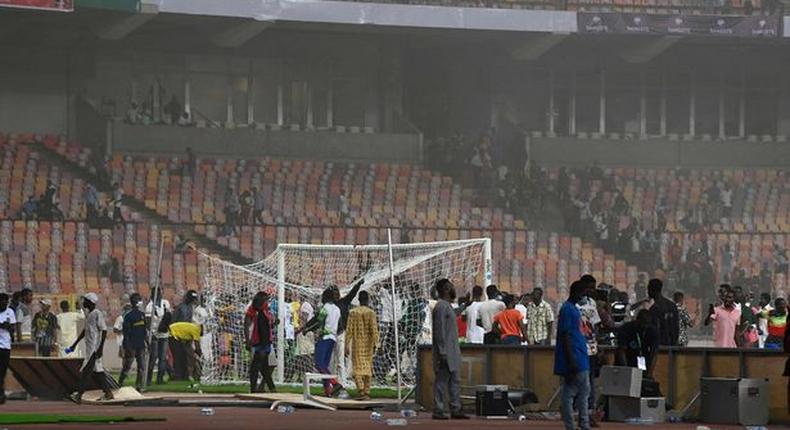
[21,196,37,220]
[648,279,679,346]
[182,147,197,177]
[240,190,253,225]
[111,183,124,225]
[673,291,695,347]
[762,298,787,350]
[223,187,241,237]
[58,300,84,358]
[479,285,505,345]
[720,183,733,219]
[492,294,527,345]
[462,286,484,344]
[84,184,99,224]
[177,112,191,126]
[757,293,773,348]
[775,246,789,276]
[705,288,741,348]
[164,96,182,124]
[253,187,265,225]
[525,287,554,345]
[32,299,58,357]
[126,102,141,124]
[555,280,591,430]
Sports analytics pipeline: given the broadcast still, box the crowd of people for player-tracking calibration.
[429,274,790,427]
[0,267,787,413]
[19,180,65,222]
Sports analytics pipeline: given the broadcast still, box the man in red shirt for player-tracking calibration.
[493,295,527,345]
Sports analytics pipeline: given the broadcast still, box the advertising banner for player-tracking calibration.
[578,12,780,38]
[0,0,73,12]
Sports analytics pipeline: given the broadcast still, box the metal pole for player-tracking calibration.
[484,238,493,286]
[387,228,402,403]
[276,251,286,384]
[141,230,165,392]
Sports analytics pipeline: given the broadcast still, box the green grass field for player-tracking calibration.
[114,374,399,398]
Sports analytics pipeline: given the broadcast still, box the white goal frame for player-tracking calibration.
[273,237,493,385]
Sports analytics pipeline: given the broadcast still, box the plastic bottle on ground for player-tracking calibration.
[624,417,654,425]
[385,418,408,426]
[400,409,417,418]
[277,405,295,415]
[200,408,215,416]
[370,411,384,422]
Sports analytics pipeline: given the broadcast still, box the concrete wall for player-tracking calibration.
[112,122,422,162]
[0,71,68,135]
[531,137,790,167]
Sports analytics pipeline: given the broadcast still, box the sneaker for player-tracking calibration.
[330,384,345,397]
[450,412,470,420]
[68,392,82,405]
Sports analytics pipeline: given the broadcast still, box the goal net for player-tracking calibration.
[199,237,491,388]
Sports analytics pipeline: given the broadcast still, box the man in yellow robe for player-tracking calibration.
[345,291,379,400]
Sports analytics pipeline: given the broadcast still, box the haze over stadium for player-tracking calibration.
[0,0,788,429]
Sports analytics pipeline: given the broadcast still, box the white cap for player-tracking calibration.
[39,298,52,306]
[83,292,99,304]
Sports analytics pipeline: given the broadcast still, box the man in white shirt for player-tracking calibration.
[720,184,733,219]
[15,288,33,342]
[57,300,84,358]
[295,300,315,381]
[0,292,17,404]
[462,286,485,344]
[144,286,172,385]
[67,293,114,403]
[113,303,131,359]
[478,285,505,344]
[377,286,404,382]
[192,294,212,366]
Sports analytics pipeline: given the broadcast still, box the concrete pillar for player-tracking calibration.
[718,73,725,140]
[599,70,606,135]
[247,75,255,125]
[689,71,696,137]
[327,80,334,128]
[184,78,191,118]
[548,71,555,135]
[226,77,233,125]
[640,71,647,137]
[152,79,161,123]
[569,71,576,136]
[660,72,667,136]
[276,83,284,126]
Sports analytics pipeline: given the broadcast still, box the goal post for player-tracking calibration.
[201,237,493,388]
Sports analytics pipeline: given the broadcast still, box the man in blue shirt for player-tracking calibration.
[555,280,591,430]
[119,293,147,391]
